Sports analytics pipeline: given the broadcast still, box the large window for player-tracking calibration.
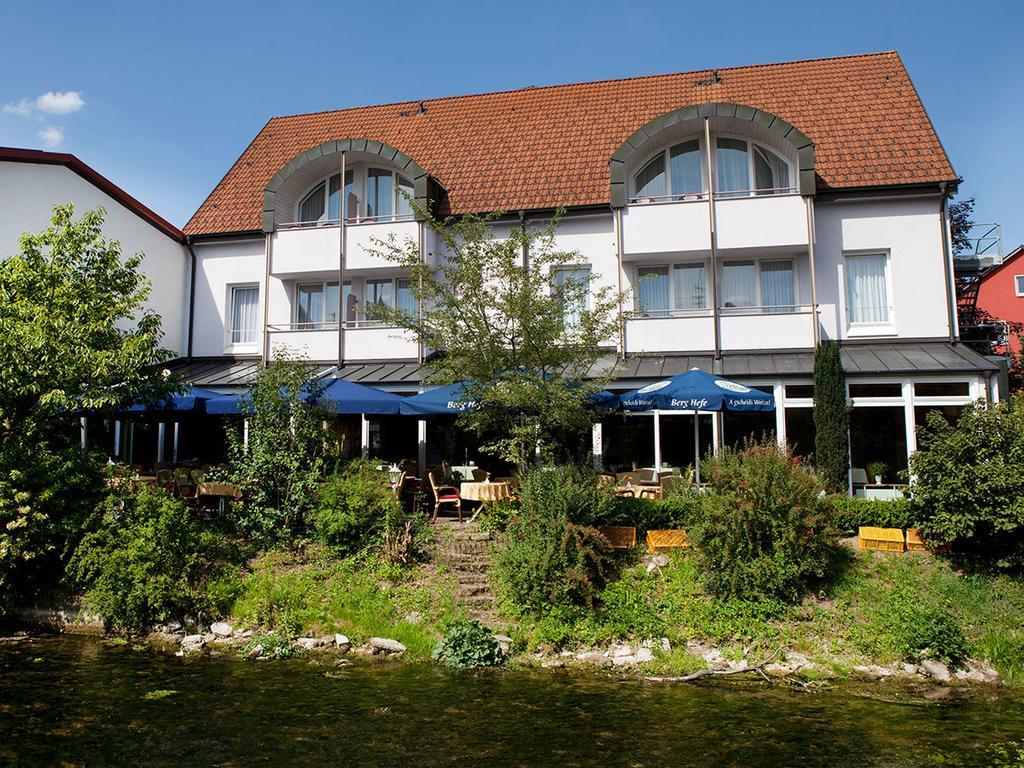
[553,266,591,327]
[631,135,791,202]
[845,253,891,325]
[721,259,796,312]
[396,278,417,318]
[635,262,707,316]
[297,170,353,224]
[229,285,259,345]
[295,167,412,224]
[295,282,340,328]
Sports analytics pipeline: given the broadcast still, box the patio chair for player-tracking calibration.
[391,471,407,498]
[471,468,488,482]
[636,468,658,483]
[428,471,462,523]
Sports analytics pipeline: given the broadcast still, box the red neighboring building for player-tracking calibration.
[972,245,1024,355]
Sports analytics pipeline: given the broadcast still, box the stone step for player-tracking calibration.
[454,572,490,584]
[461,594,496,607]
[456,582,492,597]
[444,553,492,566]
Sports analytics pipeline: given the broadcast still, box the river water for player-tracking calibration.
[1,636,1022,767]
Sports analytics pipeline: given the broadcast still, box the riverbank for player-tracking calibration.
[14,536,1021,692]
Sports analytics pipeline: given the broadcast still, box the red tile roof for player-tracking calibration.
[1,147,184,241]
[185,51,956,236]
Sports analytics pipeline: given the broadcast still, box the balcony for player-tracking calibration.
[344,324,419,361]
[625,306,815,354]
[621,192,808,258]
[271,216,418,277]
[267,325,339,361]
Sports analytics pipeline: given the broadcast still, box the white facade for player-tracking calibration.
[0,159,189,356]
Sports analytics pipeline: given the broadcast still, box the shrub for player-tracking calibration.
[493,466,613,615]
[691,439,837,603]
[68,487,227,634]
[222,356,336,542]
[599,494,701,531]
[308,460,403,554]
[829,496,916,534]
[432,618,504,668]
[242,632,300,660]
[813,341,850,493]
[909,395,1024,570]
[873,585,971,666]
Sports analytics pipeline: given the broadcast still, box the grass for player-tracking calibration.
[501,548,1024,683]
[217,546,462,660]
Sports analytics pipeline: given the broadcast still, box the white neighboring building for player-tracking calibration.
[0,147,189,357]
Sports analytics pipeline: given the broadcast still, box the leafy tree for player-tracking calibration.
[813,341,849,493]
[909,395,1024,570]
[222,355,336,541]
[0,204,173,614]
[948,193,976,256]
[366,207,626,469]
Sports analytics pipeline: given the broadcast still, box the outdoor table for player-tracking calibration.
[460,481,512,521]
[197,481,241,512]
[614,485,639,498]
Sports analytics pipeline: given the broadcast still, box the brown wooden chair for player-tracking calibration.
[428,471,462,522]
[471,467,488,482]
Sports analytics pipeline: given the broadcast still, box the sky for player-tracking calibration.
[1,0,1021,248]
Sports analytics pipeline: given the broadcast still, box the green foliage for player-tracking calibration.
[592,568,667,641]
[0,439,103,615]
[691,439,837,603]
[223,356,337,541]
[365,206,628,469]
[812,341,850,493]
[828,496,916,534]
[69,488,229,634]
[475,499,519,533]
[598,494,702,531]
[909,395,1024,570]
[870,585,970,666]
[432,618,505,668]
[309,460,402,553]
[493,467,613,615]
[0,205,173,616]
[225,550,455,658]
[242,633,300,660]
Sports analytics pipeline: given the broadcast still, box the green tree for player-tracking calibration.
[813,341,849,493]
[0,204,173,614]
[366,207,626,468]
[223,354,336,541]
[909,395,1024,570]
[948,192,976,256]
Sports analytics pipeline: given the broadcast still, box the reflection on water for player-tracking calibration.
[1,636,1022,767]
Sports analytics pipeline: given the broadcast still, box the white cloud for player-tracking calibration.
[3,91,85,118]
[38,126,64,148]
[35,91,85,115]
[2,98,34,117]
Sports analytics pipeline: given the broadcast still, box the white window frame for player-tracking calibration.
[226,283,260,352]
[843,250,896,336]
[718,257,798,314]
[1015,275,1024,297]
[629,133,796,203]
[292,280,340,329]
[633,260,710,317]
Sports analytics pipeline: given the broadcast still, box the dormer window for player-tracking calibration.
[294,166,414,225]
[631,135,793,203]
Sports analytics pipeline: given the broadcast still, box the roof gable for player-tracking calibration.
[185,51,956,236]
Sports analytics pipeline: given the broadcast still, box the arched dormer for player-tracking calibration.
[609,103,816,207]
[261,139,442,232]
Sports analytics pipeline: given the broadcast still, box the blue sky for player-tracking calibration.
[1,0,1020,248]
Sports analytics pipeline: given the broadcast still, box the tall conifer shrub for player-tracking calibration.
[813,341,849,493]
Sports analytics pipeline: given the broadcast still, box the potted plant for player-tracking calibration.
[867,461,887,485]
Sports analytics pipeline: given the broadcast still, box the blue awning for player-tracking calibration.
[126,386,226,413]
[618,368,775,412]
[399,382,478,415]
[317,378,403,414]
[207,379,403,416]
